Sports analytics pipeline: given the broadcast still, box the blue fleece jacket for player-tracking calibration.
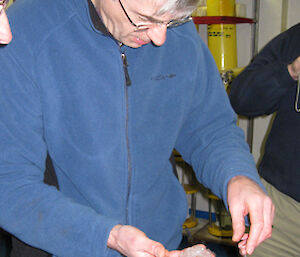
[0,0,262,256]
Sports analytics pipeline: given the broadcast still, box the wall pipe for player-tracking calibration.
[247,0,260,152]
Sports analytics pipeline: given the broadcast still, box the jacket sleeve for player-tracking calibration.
[175,39,264,206]
[0,50,120,257]
[229,25,300,117]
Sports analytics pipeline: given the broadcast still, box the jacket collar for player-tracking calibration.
[71,0,111,36]
[87,0,111,36]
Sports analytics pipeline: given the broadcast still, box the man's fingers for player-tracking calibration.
[246,205,264,255]
[143,240,168,257]
[256,198,274,245]
[246,195,274,254]
[230,205,246,242]
[227,176,275,255]
[238,238,247,256]
[108,225,172,257]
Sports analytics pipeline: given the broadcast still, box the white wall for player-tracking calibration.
[190,0,300,214]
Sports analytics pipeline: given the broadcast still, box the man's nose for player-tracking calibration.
[146,24,167,46]
[0,11,12,44]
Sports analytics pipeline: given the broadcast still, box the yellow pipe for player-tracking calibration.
[207,0,235,16]
[206,0,237,72]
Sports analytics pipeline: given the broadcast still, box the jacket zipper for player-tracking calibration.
[119,42,132,224]
[121,52,132,86]
[119,42,131,86]
[125,84,132,224]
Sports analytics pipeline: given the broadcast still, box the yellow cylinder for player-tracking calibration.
[207,24,237,71]
[207,0,235,16]
[206,0,237,71]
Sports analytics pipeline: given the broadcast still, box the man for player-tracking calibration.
[0,0,273,256]
[0,0,12,44]
[230,23,300,257]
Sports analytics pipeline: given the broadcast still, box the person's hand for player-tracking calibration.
[288,56,300,80]
[107,224,176,257]
[227,176,275,256]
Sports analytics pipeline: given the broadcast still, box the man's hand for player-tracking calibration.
[288,56,300,80]
[108,224,180,257]
[227,176,275,255]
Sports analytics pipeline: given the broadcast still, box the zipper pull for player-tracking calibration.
[121,52,132,86]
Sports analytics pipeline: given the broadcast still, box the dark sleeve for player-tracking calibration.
[229,23,300,117]
[10,237,51,257]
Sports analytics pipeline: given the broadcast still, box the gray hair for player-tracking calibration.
[156,0,199,18]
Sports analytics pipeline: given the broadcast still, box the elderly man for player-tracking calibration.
[0,0,273,256]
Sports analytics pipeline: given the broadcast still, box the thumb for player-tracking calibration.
[148,241,168,257]
[167,250,182,257]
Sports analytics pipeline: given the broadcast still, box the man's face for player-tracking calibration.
[97,0,174,48]
[0,8,12,44]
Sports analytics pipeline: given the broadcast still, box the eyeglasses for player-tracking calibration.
[118,0,192,32]
[0,0,7,14]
